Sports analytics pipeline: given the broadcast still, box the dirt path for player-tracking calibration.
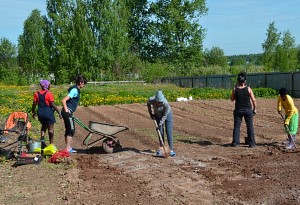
[1,98,300,205]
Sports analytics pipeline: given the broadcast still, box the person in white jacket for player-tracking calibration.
[147,90,176,157]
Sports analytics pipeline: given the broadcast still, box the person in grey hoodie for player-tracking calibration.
[147,90,176,157]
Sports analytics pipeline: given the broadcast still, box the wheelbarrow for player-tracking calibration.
[73,116,128,153]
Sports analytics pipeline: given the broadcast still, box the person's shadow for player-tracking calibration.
[74,146,154,155]
[178,139,214,146]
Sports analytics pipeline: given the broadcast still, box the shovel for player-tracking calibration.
[153,120,170,158]
[279,113,297,149]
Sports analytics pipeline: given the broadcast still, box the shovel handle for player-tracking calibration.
[154,120,168,154]
[279,112,284,120]
[153,120,170,158]
[154,120,164,145]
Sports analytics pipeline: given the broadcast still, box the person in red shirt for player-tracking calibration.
[32,80,62,148]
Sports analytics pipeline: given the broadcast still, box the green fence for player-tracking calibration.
[161,72,300,98]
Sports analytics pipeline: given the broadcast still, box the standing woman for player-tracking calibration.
[61,75,87,153]
[32,79,62,147]
[230,72,257,148]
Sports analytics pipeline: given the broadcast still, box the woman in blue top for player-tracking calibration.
[61,76,87,153]
[147,90,176,157]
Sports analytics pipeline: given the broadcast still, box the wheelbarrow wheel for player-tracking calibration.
[102,137,121,153]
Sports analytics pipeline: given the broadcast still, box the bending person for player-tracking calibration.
[147,90,176,157]
[277,87,298,149]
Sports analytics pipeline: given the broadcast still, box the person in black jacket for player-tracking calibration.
[61,76,87,153]
[230,72,257,148]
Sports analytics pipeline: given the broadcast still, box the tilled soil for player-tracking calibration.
[1,98,300,205]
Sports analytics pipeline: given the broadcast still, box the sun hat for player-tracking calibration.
[40,79,50,91]
[155,90,166,103]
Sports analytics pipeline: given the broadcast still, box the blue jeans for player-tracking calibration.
[232,108,255,147]
[156,111,174,150]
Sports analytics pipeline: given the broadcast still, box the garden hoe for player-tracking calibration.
[153,120,170,158]
[279,113,297,149]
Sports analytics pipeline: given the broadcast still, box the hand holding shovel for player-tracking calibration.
[154,120,170,158]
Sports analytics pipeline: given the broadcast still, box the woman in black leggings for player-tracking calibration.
[230,72,257,148]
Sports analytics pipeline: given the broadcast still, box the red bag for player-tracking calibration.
[48,150,70,163]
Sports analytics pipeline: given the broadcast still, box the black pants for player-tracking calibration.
[232,108,255,147]
[61,109,75,137]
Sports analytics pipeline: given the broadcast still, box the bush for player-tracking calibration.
[253,88,278,98]
[189,88,231,100]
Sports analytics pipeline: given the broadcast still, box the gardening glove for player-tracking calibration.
[252,109,256,115]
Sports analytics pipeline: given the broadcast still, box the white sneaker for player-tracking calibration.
[286,144,296,150]
[282,136,296,145]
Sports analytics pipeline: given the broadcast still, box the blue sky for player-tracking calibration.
[201,0,300,55]
[0,0,47,44]
[0,0,299,56]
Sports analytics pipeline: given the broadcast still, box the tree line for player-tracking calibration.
[0,1,299,85]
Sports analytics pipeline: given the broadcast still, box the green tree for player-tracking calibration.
[45,0,77,83]
[18,9,49,83]
[203,46,227,67]
[89,0,132,80]
[126,0,149,58]
[262,21,280,71]
[274,31,298,71]
[70,0,96,80]
[0,38,19,84]
[148,0,207,75]
[0,38,17,68]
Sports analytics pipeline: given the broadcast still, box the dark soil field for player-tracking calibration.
[1,98,300,205]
